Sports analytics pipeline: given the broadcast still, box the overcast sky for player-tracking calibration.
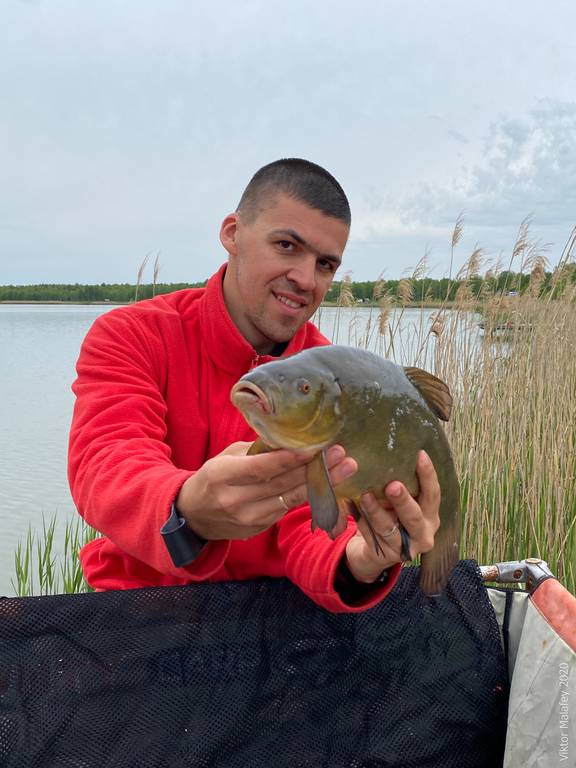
[2,0,576,283]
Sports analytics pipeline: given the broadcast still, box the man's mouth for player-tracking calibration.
[273,291,308,310]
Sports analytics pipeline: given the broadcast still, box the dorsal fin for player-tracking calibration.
[403,367,453,421]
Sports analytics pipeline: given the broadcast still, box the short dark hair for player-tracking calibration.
[237,158,351,226]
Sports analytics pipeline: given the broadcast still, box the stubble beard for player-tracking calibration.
[250,303,310,347]
[234,259,317,348]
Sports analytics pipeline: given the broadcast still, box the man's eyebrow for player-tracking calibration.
[269,228,342,266]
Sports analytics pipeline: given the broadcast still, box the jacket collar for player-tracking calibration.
[200,263,320,375]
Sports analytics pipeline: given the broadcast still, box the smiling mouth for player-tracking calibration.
[273,292,307,310]
[230,381,274,415]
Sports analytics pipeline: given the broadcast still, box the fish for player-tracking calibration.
[230,345,460,595]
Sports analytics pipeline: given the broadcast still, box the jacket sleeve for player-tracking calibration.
[68,310,230,579]
[276,504,401,613]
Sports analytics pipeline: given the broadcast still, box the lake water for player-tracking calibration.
[0,302,446,596]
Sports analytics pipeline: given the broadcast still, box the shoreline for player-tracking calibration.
[0,300,129,305]
[1,300,461,309]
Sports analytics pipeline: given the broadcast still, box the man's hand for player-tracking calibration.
[344,450,441,583]
[176,442,357,541]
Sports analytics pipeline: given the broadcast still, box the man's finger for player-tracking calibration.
[415,451,441,521]
[228,464,308,505]
[324,444,346,468]
[328,456,357,486]
[358,493,400,543]
[384,481,422,528]
[219,449,311,485]
[228,444,355,487]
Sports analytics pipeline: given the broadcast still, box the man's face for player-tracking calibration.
[221,194,349,354]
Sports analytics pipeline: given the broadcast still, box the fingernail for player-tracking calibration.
[326,445,345,463]
[419,451,431,466]
[341,460,357,479]
[386,482,402,498]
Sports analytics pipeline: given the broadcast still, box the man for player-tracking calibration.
[68,158,440,612]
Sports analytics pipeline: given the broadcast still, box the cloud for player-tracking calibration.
[352,209,450,242]
[349,101,576,274]
[446,129,469,144]
[403,99,576,231]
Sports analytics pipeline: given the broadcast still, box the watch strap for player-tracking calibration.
[334,554,389,603]
[160,503,208,567]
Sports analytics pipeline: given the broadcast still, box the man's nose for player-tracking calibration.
[286,257,317,292]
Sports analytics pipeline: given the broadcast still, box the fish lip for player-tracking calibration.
[230,381,274,415]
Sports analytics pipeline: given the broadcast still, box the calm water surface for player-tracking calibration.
[0,303,447,595]
[0,305,115,595]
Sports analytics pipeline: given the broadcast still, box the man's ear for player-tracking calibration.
[220,213,239,257]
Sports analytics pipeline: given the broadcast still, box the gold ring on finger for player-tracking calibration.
[278,494,289,512]
[381,522,399,539]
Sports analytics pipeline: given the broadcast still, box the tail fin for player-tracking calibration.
[419,519,460,595]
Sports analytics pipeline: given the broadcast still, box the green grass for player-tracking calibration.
[12,516,96,597]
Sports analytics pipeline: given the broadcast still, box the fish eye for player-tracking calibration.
[297,378,311,394]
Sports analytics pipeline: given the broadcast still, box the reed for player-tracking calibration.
[439,292,576,591]
[316,222,576,593]
[11,223,576,596]
[12,516,96,596]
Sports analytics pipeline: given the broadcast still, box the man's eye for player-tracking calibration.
[318,258,335,272]
[277,240,294,250]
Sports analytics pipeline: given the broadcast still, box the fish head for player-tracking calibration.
[230,357,344,451]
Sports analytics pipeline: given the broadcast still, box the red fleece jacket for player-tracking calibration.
[68,264,400,611]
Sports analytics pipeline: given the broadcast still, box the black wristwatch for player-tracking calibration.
[160,502,208,567]
[334,555,390,603]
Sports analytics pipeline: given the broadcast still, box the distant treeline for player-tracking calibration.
[0,282,207,303]
[0,267,574,303]
[324,267,574,302]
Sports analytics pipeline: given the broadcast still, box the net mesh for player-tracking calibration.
[0,560,508,767]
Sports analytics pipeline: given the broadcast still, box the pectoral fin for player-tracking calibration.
[307,451,341,538]
[247,438,271,456]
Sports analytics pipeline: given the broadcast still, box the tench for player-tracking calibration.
[230,345,460,595]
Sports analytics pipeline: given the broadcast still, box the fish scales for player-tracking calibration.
[230,345,460,595]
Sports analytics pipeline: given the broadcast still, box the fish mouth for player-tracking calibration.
[230,381,274,416]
